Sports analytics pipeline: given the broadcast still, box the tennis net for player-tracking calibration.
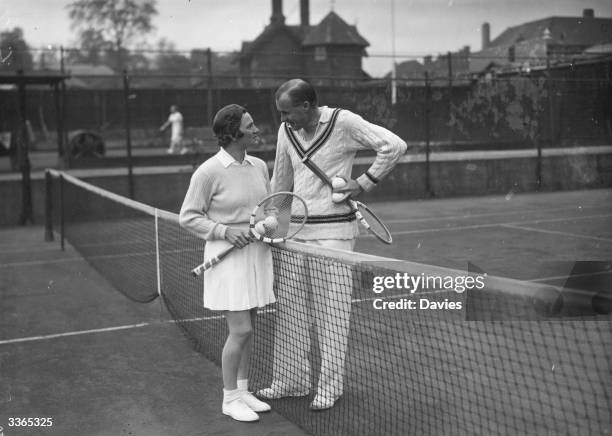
[45,169,611,436]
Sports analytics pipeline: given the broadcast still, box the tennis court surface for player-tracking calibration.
[1,173,610,436]
[0,226,306,436]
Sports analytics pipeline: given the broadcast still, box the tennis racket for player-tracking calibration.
[350,199,393,244]
[303,157,393,244]
[191,191,308,277]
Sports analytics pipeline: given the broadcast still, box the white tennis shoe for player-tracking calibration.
[241,391,271,412]
[310,393,341,411]
[222,398,259,422]
[256,381,310,399]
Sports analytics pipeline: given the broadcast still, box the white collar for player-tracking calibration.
[215,147,255,168]
[317,106,333,124]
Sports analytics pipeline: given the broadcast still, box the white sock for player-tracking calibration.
[237,379,249,393]
[223,388,241,404]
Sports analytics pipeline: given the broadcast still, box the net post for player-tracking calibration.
[44,169,54,242]
[59,173,65,251]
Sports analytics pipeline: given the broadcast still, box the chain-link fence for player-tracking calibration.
[1,48,610,168]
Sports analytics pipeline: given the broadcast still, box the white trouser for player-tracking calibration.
[169,136,183,152]
[271,238,355,397]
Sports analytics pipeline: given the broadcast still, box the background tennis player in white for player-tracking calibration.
[160,104,186,154]
[257,79,407,410]
[180,104,274,422]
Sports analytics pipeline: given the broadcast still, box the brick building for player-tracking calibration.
[393,8,612,80]
[238,0,369,86]
[473,8,612,75]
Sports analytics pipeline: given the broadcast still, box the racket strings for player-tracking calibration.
[355,203,393,243]
[257,193,307,240]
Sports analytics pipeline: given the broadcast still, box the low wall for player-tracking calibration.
[1,147,611,228]
[358,147,612,202]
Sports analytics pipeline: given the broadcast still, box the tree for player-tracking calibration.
[67,0,158,70]
[65,28,113,65]
[154,38,191,73]
[0,27,34,71]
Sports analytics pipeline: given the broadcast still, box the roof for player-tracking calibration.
[66,64,116,76]
[240,24,308,59]
[63,63,121,89]
[469,46,511,74]
[0,71,68,85]
[469,13,612,74]
[392,60,425,78]
[302,11,369,47]
[584,42,612,54]
[491,15,612,49]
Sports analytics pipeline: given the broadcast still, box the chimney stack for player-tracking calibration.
[271,0,285,26]
[583,9,594,18]
[508,46,515,63]
[300,0,310,28]
[482,22,490,50]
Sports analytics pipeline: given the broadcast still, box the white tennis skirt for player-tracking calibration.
[203,239,275,311]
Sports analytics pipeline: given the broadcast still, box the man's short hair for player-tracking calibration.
[275,79,317,107]
[212,104,246,147]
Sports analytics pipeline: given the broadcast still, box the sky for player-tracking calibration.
[2,0,611,76]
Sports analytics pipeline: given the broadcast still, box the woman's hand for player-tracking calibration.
[224,228,252,248]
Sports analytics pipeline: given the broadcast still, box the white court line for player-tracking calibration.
[381,204,611,225]
[530,270,612,283]
[501,224,612,242]
[0,248,199,269]
[0,323,151,345]
[0,315,224,346]
[0,245,62,255]
[0,257,85,268]
[382,213,612,237]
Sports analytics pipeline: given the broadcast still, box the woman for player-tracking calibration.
[179,104,274,422]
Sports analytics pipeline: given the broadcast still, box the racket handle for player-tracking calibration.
[191,246,235,277]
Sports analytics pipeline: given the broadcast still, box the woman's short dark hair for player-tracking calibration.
[212,104,247,147]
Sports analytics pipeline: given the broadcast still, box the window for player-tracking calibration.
[314,47,327,61]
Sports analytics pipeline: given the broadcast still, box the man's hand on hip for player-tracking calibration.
[333,179,363,198]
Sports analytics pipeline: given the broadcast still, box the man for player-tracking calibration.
[160,104,185,154]
[257,79,407,410]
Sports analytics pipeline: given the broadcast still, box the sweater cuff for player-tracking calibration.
[356,171,379,192]
[212,223,228,240]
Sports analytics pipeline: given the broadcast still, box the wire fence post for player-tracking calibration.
[424,71,432,197]
[123,69,134,199]
[447,51,454,145]
[17,70,33,225]
[45,170,54,241]
[59,173,65,251]
[60,46,69,167]
[206,48,213,125]
[53,83,64,162]
[547,55,555,149]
